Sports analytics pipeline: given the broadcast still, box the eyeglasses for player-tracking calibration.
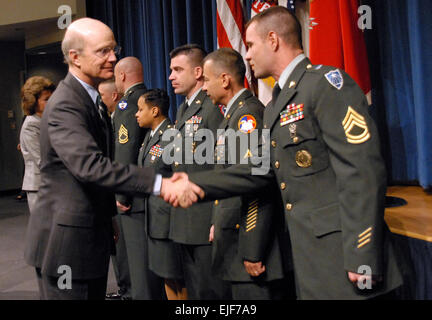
[94,45,122,59]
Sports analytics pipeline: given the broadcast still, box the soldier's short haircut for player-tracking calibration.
[203,48,246,85]
[245,6,303,50]
[169,44,207,67]
[140,89,170,117]
[98,78,117,93]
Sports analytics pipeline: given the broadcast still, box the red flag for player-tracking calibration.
[309,0,371,100]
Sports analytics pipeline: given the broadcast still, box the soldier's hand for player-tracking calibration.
[244,261,266,277]
[116,201,131,212]
[112,218,120,243]
[161,173,205,208]
[209,225,215,242]
[347,271,381,287]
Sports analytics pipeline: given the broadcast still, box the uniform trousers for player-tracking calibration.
[121,212,166,300]
[179,244,231,300]
[111,214,131,297]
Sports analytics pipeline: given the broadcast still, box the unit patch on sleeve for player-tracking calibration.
[118,101,128,110]
[325,69,344,90]
[238,115,257,134]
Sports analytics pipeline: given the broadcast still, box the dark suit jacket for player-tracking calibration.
[24,72,156,280]
[113,83,148,209]
[190,59,403,299]
[211,90,285,282]
[169,90,224,245]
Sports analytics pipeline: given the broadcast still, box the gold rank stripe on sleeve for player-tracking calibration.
[118,124,129,144]
[246,200,258,232]
[246,213,257,223]
[342,106,371,144]
[357,227,372,248]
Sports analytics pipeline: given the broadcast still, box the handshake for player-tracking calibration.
[160,172,205,208]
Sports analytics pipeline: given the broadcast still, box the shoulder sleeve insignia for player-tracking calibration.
[238,115,257,134]
[342,106,370,144]
[118,124,129,144]
[325,69,344,90]
[118,101,128,110]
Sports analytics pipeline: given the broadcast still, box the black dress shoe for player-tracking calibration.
[106,290,123,300]
[121,296,132,300]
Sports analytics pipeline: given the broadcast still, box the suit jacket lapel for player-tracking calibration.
[65,72,109,153]
[264,58,310,131]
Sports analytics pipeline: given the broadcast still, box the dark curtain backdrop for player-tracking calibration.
[366,0,432,189]
[86,0,217,122]
[86,0,431,189]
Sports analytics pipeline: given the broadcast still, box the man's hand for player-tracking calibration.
[161,172,205,208]
[244,261,266,277]
[347,271,381,287]
[209,224,215,242]
[112,218,119,243]
[116,201,131,213]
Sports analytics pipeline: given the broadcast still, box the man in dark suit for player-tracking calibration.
[168,7,403,299]
[98,79,131,300]
[167,44,228,299]
[201,48,291,299]
[23,18,169,300]
[135,89,186,300]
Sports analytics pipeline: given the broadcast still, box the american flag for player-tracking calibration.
[216,0,296,106]
[216,0,251,89]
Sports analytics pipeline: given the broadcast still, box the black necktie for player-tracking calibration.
[272,83,281,103]
[96,95,114,158]
[96,95,108,121]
